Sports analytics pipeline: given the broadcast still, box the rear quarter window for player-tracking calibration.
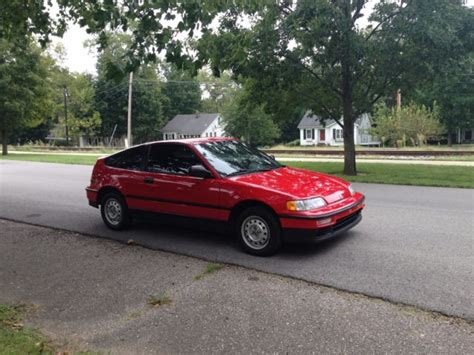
[105,146,148,171]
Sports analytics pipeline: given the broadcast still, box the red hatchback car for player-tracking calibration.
[86,138,364,256]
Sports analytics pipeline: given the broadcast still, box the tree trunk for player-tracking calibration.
[447,128,452,147]
[340,1,356,176]
[343,101,356,176]
[341,58,356,175]
[1,127,7,156]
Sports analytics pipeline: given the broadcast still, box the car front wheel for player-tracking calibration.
[236,206,282,256]
[100,192,129,230]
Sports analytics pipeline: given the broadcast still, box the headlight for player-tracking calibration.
[348,184,355,195]
[286,197,327,211]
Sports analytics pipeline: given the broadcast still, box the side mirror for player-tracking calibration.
[189,164,213,178]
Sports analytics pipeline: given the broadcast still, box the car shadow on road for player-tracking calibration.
[129,213,238,246]
[94,212,357,259]
[279,231,359,258]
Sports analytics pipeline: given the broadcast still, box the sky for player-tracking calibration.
[54,0,474,75]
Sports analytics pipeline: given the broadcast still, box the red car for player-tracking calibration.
[86,138,364,256]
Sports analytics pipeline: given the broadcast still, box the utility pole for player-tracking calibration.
[127,72,133,147]
[63,86,69,145]
[396,89,402,109]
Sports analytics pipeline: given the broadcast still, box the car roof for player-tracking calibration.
[101,137,237,161]
[142,137,236,146]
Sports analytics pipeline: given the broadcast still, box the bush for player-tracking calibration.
[372,103,443,147]
[286,139,300,147]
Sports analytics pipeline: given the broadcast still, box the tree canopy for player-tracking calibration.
[0,38,53,154]
[195,0,474,174]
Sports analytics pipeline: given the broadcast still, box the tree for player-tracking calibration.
[412,55,474,145]
[0,1,66,46]
[161,64,202,121]
[196,0,474,175]
[94,33,165,144]
[197,69,237,113]
[0,38,53,155]
[222,88,280,146]
[132,66,165,143]
[66,74,102,141]
[372,103,442,147]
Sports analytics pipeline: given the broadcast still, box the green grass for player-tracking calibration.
[147,294,172,307]
[194,263,224,281]
[269,144,474,151]
[1,153,102,165]
[275,154,474,161]
[0,304,53,354]
[2,152,472,188]
[283,161,474,188]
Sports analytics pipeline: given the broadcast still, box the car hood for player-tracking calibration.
[229,166,351,203]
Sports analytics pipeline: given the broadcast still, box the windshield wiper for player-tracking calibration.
[226,169,251,177]
[226,167,277,177]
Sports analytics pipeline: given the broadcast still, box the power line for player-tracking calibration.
[94,82,128,95]
[134,78,239,86]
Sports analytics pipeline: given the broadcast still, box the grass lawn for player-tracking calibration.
[0,304,52,354]
[1,153,101,165]
[283,161,474,189]
[2,153,473,188]
[269,144,474,151]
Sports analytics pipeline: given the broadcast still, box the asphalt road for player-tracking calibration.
[1,160,473,320]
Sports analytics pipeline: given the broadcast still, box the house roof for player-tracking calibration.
[297,111,365,129]
[161,113,219,135]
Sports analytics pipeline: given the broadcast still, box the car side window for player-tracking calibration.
[146,144,202,175]
[105,146,147,171]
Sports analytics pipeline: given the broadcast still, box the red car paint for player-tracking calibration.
[86,138,364,238]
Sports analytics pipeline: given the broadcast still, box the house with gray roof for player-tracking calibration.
[297,112,380,146]
[161,113,226,140]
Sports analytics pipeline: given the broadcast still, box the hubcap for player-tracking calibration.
[241,216,270,250]
[105,198,122,226]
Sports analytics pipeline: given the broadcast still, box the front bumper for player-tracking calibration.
[282,210,362,243]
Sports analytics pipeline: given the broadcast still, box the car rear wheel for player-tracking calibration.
[236,206,282,256]
[100,192,129,230]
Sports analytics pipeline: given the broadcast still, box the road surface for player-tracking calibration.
[1,160,473,320]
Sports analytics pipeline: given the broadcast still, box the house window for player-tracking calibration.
[305,129,314,140]
[333,129,343,141]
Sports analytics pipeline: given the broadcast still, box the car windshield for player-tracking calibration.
[194,140,282,177]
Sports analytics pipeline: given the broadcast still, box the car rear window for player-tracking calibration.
[105,145,147,171]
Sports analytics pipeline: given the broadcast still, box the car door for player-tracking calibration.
[136,143,224,221]
[104,145,151,211]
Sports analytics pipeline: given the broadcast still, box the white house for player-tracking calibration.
[161,113,226,140]
[297,112,380,146]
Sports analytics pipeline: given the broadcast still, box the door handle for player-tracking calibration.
[144,177,154,184]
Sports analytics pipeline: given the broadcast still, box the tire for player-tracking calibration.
[100,192,129,230]
[235,206,282,256]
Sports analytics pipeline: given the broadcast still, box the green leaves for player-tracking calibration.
[372,102,443,147]
[0,38,52,135]
[221,85,280,146]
